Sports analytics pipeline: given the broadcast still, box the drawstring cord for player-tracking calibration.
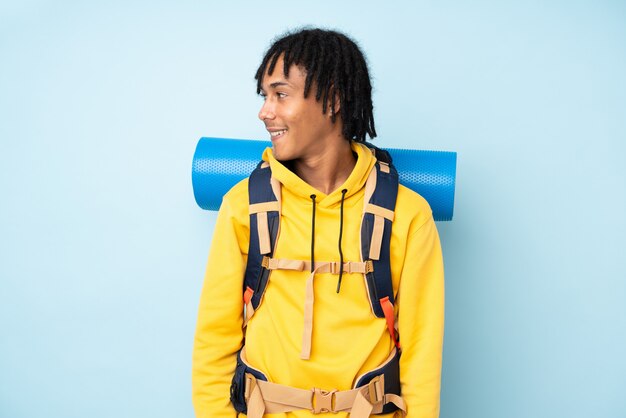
[309,194,316,273]
[336,189,348,293]
[302,189,352,358]
[310,190,349,292]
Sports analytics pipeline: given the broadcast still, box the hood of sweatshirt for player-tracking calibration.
[261,141,376,207]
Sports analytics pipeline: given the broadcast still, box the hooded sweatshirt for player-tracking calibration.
[192,142,445,418]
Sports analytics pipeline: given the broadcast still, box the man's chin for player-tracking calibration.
[271,146,291,162]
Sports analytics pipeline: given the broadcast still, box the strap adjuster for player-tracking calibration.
[367,376,384,404]
[311,388,337,413]
[365,260,374,273]
[244,373,257,401]
[261,256,270,269]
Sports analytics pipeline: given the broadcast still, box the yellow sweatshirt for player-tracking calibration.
[192,142,445,418]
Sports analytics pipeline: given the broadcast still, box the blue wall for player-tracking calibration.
[1,1,625,417]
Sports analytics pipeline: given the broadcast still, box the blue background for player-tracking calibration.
[1,1,625,417]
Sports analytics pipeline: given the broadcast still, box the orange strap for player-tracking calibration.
[243,286,254,304]
[243,287,255,327]
[379,296,400,349]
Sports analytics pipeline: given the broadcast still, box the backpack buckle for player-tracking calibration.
[311,388,337,413]
[365,260,374,273]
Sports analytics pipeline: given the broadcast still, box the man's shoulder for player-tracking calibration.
[220,178,250,217]
[395,183,434,232]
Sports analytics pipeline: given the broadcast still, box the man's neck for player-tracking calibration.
[292,138,357,195]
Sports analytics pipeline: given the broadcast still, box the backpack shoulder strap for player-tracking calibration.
[360,149,400,347]
[243,161,281,319]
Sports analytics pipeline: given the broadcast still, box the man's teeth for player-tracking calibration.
[270,130,286,137]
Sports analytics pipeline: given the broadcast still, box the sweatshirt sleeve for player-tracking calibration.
[192,191,249,418]
[397,216,445,418]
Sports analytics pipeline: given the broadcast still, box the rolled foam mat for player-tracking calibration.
[192,137,456,221]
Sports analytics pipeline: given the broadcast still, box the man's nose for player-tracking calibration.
[258,99,275,121]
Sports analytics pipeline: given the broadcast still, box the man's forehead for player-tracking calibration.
[261,56,306,87]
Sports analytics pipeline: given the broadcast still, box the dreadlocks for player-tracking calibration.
[255,28,376,143]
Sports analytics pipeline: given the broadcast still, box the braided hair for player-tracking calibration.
[255,28,377,143]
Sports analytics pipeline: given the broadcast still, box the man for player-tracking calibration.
[192,28,444,417]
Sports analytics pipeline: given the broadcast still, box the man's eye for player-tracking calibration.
[277,92,287,98]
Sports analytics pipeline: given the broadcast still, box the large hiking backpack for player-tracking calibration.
[231,144,404,415]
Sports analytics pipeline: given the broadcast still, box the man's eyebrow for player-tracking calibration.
[259,81,292,94]
[269,81,291,88]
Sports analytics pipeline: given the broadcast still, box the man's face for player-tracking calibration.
[258,55,335,162]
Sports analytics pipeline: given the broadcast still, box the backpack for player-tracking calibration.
[230,144,406,416]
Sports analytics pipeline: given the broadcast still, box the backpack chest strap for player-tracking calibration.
[261,256,373,275]
[256,256,372,360]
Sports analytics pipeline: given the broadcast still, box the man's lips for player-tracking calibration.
[268,129,287,140]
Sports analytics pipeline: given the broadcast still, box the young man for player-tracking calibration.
[192,28,444,417]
